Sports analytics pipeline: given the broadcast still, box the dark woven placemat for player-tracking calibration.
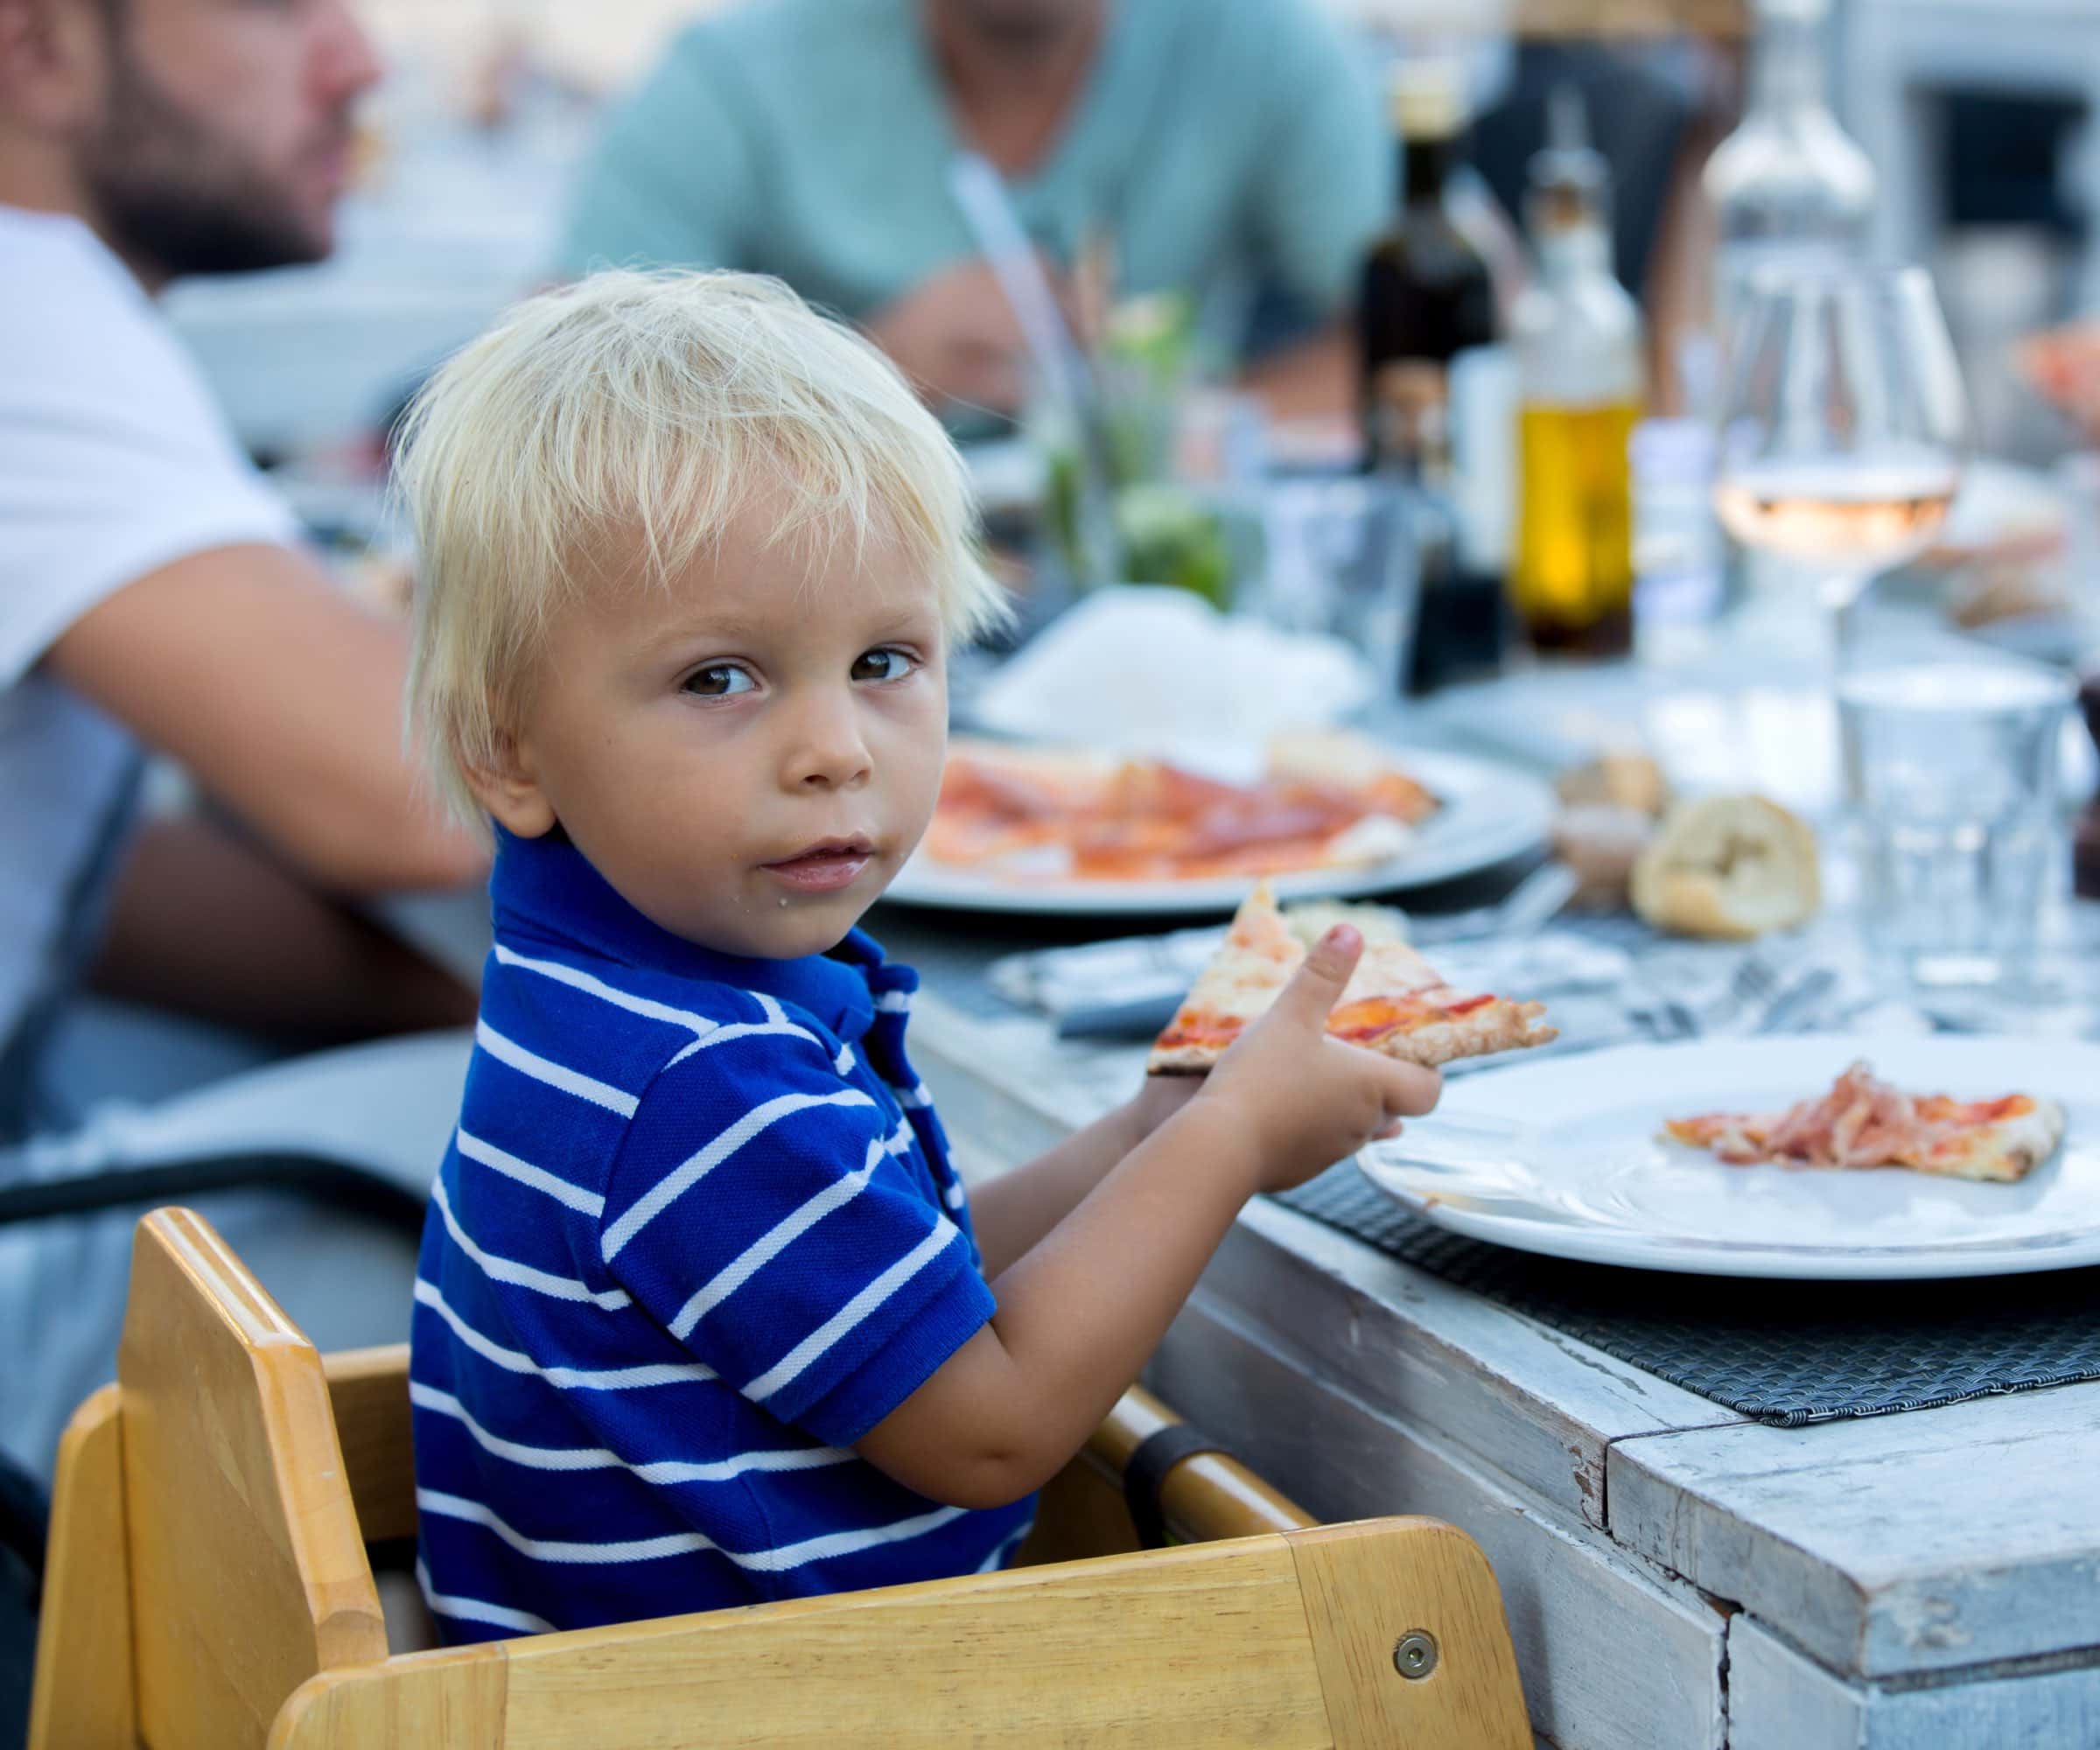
[1273,1165,2100,1426]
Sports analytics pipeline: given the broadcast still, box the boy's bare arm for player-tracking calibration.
[964,1074,1200,1278]
[856,929,1440,1509]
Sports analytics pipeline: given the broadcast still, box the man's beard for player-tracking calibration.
[80,34,339,280]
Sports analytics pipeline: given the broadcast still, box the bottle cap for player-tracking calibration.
[1526,83,1607,233]
[1388,60,1466,141]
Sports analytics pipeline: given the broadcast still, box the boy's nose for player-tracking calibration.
[782,696,873,791]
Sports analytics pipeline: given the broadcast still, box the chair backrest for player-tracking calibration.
[116,1207,388,1750]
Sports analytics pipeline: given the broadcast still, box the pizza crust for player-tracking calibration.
[1909,1096,2066,1182]
[1147,1045,1222,1077]
[1363,999,1558,1068]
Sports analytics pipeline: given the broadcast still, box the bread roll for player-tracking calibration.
[1631,795,1820,940]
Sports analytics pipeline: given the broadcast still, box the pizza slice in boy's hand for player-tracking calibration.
[1147,882,1558,1074]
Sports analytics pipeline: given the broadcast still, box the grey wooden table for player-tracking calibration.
[383,646,2100,1748]
[889,964,2100,1750]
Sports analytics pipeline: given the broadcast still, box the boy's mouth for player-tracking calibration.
[760,836,876,895]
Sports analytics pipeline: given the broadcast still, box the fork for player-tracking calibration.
[1629,952,1781,1042]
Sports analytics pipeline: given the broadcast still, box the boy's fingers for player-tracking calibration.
[1276,925,1362,1027]
[1379,1059,1444,1117]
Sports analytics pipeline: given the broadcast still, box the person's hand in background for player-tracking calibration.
[863,256,1060,417]
[2018,322,2100,440]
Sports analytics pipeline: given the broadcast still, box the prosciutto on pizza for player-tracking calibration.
[1663,1060,2065,1183]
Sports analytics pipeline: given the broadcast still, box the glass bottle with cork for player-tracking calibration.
[1509,88,1641,659]
[1704,0,1875,334]
[1703,0,1877,615]
[1358,59,1508,694]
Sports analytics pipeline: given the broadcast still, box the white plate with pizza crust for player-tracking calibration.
[1358,1036,2100,1279]
[886,747,1555,916]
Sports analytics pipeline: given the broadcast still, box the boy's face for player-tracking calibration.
[473,505,950,959]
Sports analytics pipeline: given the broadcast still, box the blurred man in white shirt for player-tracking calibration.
[0,0,485,1494]
[0,0,484,1137]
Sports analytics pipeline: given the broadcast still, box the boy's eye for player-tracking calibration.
[851,648,915,683]
[684,663,756,697]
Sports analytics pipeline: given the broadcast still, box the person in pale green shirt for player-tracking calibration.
[557,0,1390,425]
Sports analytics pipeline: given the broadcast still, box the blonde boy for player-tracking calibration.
[400,270,1439,1641]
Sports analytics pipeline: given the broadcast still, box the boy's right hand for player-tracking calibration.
[1195,925,1443,1195]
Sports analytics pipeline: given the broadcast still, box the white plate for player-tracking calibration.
[1360,1036,2100,1279]
[885,748,1554,916]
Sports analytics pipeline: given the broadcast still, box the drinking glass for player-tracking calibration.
[1712,264,1969,660]
[1838,657,2075,990]
[1240,477,1420,699]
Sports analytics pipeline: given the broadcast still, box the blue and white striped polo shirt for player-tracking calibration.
[410,828,1034,1642]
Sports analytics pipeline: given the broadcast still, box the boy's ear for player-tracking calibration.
[461,731,559,839]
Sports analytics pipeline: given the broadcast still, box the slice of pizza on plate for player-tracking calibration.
[1146,881,1558,1074]
[1663,1060,2066,1183]
[924,732,1441,885]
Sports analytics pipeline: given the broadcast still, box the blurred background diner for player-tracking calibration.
[6,0,2100,1741]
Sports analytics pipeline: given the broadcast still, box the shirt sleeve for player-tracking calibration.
[599,1027,993,1448]
[555,26,760,276]
[1240,7,1391,318]
[0,224,298,686]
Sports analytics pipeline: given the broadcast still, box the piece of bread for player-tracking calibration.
[1631,795,1820,940]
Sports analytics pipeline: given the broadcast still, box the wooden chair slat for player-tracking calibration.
[1286,1519,1533,1749]
[118,1208,387,1750]
[276,1534,1335,1749]
[269,1645,508,1750]
[323,1345,416,1544]
[25,1386,136,1750]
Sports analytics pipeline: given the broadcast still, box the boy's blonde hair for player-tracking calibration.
[396,269,1007,829]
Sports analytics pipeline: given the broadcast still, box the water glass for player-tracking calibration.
[1838,659,2076,989]
[1240,477,1419,697]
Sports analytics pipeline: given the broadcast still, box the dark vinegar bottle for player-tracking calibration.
[1359,61,1508,694]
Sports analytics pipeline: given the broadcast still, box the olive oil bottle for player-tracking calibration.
[1508,89,1641,657]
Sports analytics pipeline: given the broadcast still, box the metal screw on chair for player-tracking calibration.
[1393,1630,1438,1680]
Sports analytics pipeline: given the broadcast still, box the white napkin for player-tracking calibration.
[970,586,1374,778]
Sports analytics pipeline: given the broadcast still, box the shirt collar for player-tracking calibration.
[489,826,885,1042]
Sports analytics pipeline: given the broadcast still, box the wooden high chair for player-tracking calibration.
[29,1208,1531,1748]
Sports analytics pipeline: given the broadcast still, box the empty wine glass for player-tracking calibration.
[1712,264,1969,657]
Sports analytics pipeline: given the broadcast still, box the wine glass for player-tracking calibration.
[1712,263,1969,659]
